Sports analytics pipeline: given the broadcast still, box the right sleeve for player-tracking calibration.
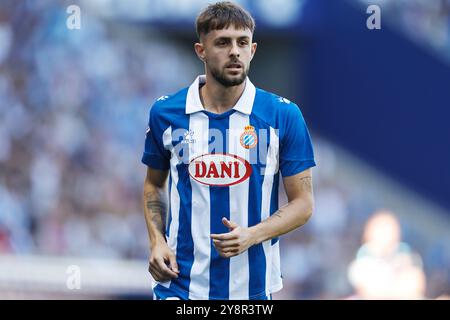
[141,103,171,170]
[279,102,316,177]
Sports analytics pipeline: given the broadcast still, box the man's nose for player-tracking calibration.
[229,41,240,57]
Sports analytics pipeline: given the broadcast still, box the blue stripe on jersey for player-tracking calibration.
[247,175,266,298]
[153,283,188,300]
[270,172,280,245]
[170,117,195,296]
[208,115,230,299]
[248,114,267,298]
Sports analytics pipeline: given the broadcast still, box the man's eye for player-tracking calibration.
[240,41,248,46]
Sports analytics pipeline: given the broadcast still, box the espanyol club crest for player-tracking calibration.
[240,125,258,149]
[188,153,252,187]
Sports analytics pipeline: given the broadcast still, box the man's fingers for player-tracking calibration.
[222,217,238,230]
[214,245,240,256]
[210,232,238,241]
[155,257,179,278]
[213,239,239,249]
[150,256,178,280]
[150,267,173,282]
[217,249,239,258]
[219,247,240,254]
[148,264,164,281]
[149,259,159,273]
[149,260,168,281]
[168,254,179,274]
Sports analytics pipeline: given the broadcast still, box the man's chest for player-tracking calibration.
[165,113,280,186]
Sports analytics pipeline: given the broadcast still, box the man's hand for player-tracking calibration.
[210,217,255,258]
[149,242,179,282]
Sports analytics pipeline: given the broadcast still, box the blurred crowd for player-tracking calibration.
[0,1,196,259]
[0,1,449,299]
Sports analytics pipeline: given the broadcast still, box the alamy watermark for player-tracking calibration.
[66,265,81,290]
[66,5,81,30]
[366,5,381,30]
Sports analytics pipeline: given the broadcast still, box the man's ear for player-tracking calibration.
[194,42,206,62]
[250,42,257,61]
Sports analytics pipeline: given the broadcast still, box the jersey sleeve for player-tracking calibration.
[279,103,316,177]
[141,102,171,170]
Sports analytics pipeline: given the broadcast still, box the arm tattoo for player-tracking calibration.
[273,210,284,219]
[300,176,312,193]
[145,192,167,233]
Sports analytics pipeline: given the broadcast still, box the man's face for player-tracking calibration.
[198,26,256,87]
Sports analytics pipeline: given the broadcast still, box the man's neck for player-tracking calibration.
[199,74,246,114]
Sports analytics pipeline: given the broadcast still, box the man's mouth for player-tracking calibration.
[225,63,243,75]
[226,63,243,69]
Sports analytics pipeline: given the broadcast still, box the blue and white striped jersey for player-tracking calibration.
[142,75,315,300]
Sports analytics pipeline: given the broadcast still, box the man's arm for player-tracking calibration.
[251,168,314,243]
[211,168,314,258]
[144,167,179,281]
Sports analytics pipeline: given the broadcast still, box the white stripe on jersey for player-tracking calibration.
[270,240,283,292]
[165,126,182,289]
[261,126,279,295]
[188,112,211,299]
[274,163,286,293]
[228,112,250,299]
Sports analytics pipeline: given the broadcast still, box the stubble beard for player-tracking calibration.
[210,65,248,88]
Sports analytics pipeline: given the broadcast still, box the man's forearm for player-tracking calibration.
[249,176,314,245]
[143,185,168,248]
[249,198,313,245]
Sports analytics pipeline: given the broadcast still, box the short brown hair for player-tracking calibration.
[196,1,255,40]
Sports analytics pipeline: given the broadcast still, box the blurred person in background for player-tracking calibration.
[347,209,426,299]
[142,1,315,300]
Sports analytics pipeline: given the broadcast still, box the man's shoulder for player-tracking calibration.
[253,88,301,123]
[150,87,189,115]
[255,88,298,109]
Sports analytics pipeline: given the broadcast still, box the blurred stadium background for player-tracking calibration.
[0,0,449,299]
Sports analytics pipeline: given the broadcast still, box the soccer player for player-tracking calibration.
[142,1,315,300]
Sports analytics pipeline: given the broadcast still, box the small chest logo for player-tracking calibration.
[181,130,196,144]
[240,125,258,149]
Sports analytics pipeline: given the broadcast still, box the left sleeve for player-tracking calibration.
[279,103,316,177]
[141,102,171,170]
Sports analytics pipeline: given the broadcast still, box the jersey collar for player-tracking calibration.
[185,75,256,115]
